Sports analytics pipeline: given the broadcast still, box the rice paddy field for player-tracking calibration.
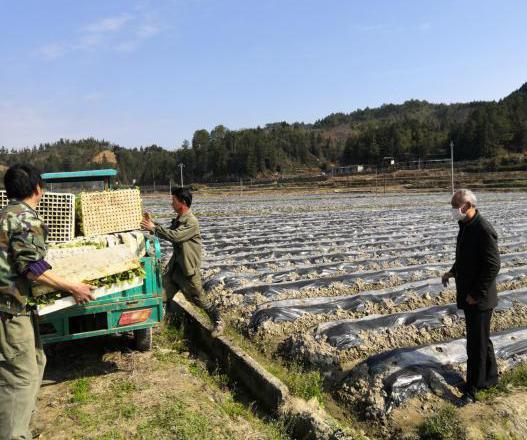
[143,191,527,438]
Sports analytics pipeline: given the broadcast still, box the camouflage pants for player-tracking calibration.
[163,267,220,323]
[0,313,46,440]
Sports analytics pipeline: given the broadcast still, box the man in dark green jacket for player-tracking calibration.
[442,189,500,406]
[141,188,222,331]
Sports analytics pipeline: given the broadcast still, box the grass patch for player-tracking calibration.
[484,432,520,440]
[153,323,188,363]
[70,377,92,403]
[152,325,290,439]
[283,364,324,403]
[111,378,137,396]
[136,400,226,440]
[220,395,249,418]
[94,430,127,440]
[224,326,326,405]
[155,323,187,351]
[119,402,137,419]
[417,405,467,440]
[65,406,97,428]
[219,396,290,440]
[476,363,527,401]
[40,325,292,440]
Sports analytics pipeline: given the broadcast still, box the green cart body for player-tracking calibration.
[38,169,164,350]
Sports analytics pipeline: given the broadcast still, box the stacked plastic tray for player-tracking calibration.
[79,189,142,237]
[0,190,75,242]
[0,191,7,208]
[38,192,75,242]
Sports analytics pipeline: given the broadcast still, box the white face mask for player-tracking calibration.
[451,207,467,222]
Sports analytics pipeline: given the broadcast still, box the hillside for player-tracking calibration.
[0,83,526,184]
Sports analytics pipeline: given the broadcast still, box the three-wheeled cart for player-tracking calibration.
[37,169,163,351]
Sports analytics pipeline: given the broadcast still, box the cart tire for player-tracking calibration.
[134,327,152,352]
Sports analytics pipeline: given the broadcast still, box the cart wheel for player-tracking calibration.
[134,327,152,352]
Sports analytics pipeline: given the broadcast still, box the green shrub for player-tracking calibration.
[285,365,324,404]
[417,405,467,440]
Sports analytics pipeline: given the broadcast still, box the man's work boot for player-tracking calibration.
[456,391,476,407]
[206,306,223,336]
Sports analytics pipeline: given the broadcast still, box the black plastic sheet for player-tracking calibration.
[205,249,527,297]
[233,263,450,296]
[250,277,445,328]
[316,287,527,349]
[250,266,527,328]
[317,304,461,349]
[344,327,527,415]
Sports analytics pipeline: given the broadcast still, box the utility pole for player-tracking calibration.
[178,163,185,187]
[450,140,455,194]
[383,165,386,194]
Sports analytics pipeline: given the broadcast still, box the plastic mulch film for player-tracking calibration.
[342,327,527,416]
[229,263,451,296]
[205,251,527,297]
[201,229,527,267]
[250,266,527,328]
[201,241,453,271]
[201,236,527,272]
[315,287,527,349]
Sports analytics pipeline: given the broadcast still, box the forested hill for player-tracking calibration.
[1,83,526,185]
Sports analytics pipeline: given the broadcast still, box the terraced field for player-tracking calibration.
[144,191,527,432]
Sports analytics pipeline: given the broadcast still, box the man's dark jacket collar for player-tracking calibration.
[459,210,481,228]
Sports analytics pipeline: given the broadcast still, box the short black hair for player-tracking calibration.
[171,187,192,207]
[4,164,44,200]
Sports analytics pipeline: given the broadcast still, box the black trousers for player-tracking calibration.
[464,308,498,393]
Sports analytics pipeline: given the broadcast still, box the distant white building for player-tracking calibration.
[332,165,364,175]
[382,156,395,166]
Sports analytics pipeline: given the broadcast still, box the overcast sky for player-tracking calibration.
[1,0,526,149]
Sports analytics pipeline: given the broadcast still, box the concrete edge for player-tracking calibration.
[172,295,362,440]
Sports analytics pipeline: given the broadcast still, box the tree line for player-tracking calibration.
[1,83,526,185]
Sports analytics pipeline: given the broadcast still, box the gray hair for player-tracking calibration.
[453,189,477,207]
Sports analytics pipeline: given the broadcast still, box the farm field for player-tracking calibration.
[144,191,527,438]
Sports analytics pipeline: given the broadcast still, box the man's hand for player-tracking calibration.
[141,212,155,232]
[441,271,453,287]
[466,294,478,306]
[69,282,96,304]
[29,269,96,304]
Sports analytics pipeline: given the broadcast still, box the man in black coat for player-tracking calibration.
[442,189,501,406]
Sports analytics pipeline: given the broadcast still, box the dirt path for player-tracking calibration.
[34,328,288,440]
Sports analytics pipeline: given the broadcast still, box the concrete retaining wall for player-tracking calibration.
[172,295,364,440]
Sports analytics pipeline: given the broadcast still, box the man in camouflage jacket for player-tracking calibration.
[0,164,94,440]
